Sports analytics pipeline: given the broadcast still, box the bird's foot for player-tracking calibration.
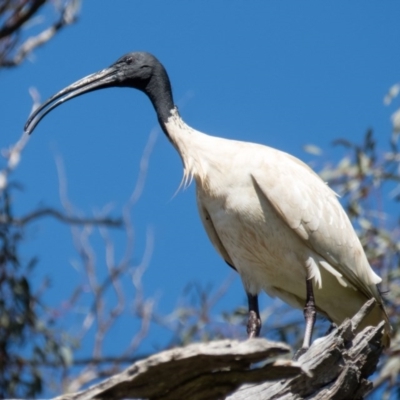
[293,346,308,361]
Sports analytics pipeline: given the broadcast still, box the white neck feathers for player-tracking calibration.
[164,108,211,190]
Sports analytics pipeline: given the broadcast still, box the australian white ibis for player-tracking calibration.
[25,52,391,349]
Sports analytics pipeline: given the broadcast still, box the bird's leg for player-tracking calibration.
[246,292,261,338]
[302,278,316,349]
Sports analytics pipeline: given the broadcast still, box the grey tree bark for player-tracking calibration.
[54,300,384,400]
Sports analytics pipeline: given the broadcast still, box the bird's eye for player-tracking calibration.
[126,57,133,64]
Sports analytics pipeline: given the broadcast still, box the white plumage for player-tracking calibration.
[165,108,389,344]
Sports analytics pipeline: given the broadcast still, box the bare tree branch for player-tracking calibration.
[0,0,80,67]
[0,207,122,226]
[0,0,46,39]
[50,301,386,400]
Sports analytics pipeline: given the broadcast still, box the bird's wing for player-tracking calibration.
[250,151,382,300]
[197,202,235,268]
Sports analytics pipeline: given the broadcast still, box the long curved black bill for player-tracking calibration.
[24,66,119,135]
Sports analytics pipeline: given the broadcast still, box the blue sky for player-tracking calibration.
[2,0,400,386]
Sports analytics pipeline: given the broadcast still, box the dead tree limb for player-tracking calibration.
[52,300,385,400]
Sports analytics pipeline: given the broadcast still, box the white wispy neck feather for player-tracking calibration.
[164,108,213,191]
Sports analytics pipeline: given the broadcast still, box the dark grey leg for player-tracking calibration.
[246,292,261,338]
[302,278,317,349]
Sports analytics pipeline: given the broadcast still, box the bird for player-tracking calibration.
[24,51,391,350]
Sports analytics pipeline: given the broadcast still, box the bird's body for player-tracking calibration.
[166,108,387,335]
[25,52,391,348]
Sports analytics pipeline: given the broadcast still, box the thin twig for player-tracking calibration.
[1,207,122,226]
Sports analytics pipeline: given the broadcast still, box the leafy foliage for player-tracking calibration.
[0,185,75,398]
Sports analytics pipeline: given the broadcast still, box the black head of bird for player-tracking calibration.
[25,52,174,135]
